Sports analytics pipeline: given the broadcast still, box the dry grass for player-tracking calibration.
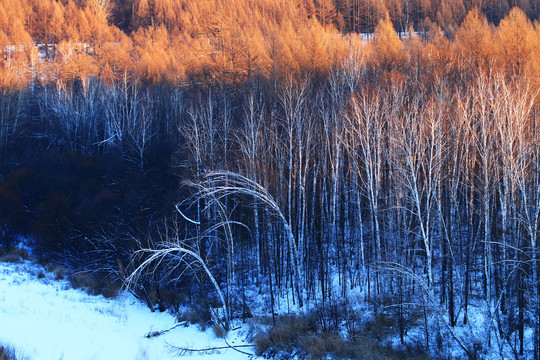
[44,263,64,278]
[254,314,317,355]
[0,254,22,263]
[0,248,29,263]
[155,287,185,312]
[362,311,399,340]
[212,323,228,338]
[69,271,97,292]
[253,313,430,360]
[177,305,212,329]
[298,332,345,359]
[334,337,429,360]
[68,271,122,299]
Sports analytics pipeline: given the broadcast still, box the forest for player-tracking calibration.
[1,0,540,359]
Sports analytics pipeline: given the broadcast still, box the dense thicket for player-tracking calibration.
[2,3,540,359]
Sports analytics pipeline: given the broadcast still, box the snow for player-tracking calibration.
[1,257,529,360]
[0,261,255,360]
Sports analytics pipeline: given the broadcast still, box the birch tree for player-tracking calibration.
[235,89,265,279]
[196,171,304,308]
[502,78,540,358]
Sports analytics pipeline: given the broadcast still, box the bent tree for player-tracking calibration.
[126,233,231,328]
[195,171,305,308]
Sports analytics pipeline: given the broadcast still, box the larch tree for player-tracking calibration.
[85,0,113,54]
[454,9,493,75]
[314,0,338,27]
[372,13,405,72]
[495,7,535,77]
[134,0,151,29]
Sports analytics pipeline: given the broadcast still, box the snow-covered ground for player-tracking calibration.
[2,257,531,360]
[0,261,255,360]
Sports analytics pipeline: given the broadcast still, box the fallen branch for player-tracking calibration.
[225,339,254,356]
[144,322,187,338]
[167,342,254,356]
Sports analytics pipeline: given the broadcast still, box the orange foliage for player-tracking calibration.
[371,13,405,71]
[57,41,98,83]
[532,22,540,86]
[422,25,454,77]
[132,25,181,83]
[99,33,134,78]
[0,0,539,86]
[454,9,493,73]
[495,7,536,77]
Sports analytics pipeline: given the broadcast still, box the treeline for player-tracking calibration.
[1,0,540,85]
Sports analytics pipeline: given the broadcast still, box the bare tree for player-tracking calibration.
[0,87,25,148]
[103,74,153,168]
[235,89,265,279]
[390,89,444,334]
[126,226,230,327]
[40,78,104,155]
[501,78,539,357]
[276,78,311,307]
[471,74,498,346]
[347,88,385,266]
[194,171,304,308]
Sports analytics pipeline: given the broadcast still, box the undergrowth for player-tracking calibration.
[254,313,430,360]
[0,248,29,264]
